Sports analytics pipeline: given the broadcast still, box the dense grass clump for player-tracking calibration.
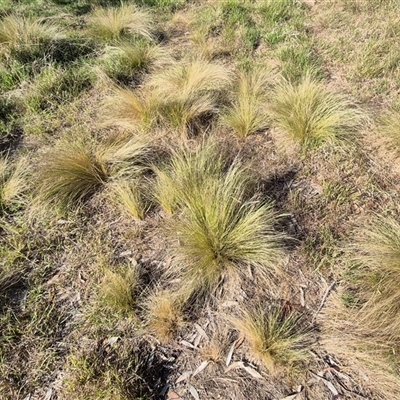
[38,135,150,209]
[233,305,309,373]
[103,85,158,131]
[349,216,400,339]
[154,142,224,214]
[100,266,139,315]
[87,3,153,43]
[38,139,108,209]
[0,15,63,63]
[222,69,271,137]
[380,109,400,153]
[270,74,362,152]
[0,157,27,211]
[149,59,232,136]
[100,40,169,85]
[112,179,147,220]
[145,290,184,342]
[162,143,285,299]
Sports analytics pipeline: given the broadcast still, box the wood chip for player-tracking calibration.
[189,385,200,400]
[280,386,303,400]
[299,287,305,307]
[226,342,236,367]
[312,281,336,323]
[103,336,120,347]
[176,371,192,384]
[167,391,181,400]
[192,361,209,378]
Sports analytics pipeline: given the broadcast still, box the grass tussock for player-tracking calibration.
[145,290,184,343]
[321,293,400,399]
[0,157,28,211]
[154,142,224,214]
[163,144,285,299]
[101,41,170,84]
[149,59,232,135]
[103,85,159,131]
[100,265,139,315]
[111,179,147,220]
[380,109,400,154]
[222,68,272,137]
[270,74,362,152]
[87,3,153,43]
[38,135,150,210]
[38,138,108,210]
[349,216,400,339]
[232,305,310,373]
[0,15,62,53]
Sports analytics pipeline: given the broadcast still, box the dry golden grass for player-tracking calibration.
[222,68,272,137]
[348,216,400,340]
[154,141,224,214]
[100,41,171,83]
[87,3,153,43]
[111,179,147,220]
[380,109,400,154]
[0,15,62,51]
[321,293,400,399]
[145,290,184,343]
[103,85,159,131]
[100,265,139,315]
[149,59,232,135]
[38,135,151,210]
[38,138,108,210]
[163,143,286,299]
[232,305,310,374]
[270,74,362,153]
[0,157,28,210]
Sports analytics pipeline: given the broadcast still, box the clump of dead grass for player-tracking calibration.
[232,305,310,374]
[145,289,184,343]
[380,109,400,154]
[348,215,400,339]
[270,74,362,153]
[87,3,153,43]
[222,68,272,137]
[100,265,140,315]
[320,292,400,399]
[0,157,28,211]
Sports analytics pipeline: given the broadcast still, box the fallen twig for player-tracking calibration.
[312,280,336,324]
